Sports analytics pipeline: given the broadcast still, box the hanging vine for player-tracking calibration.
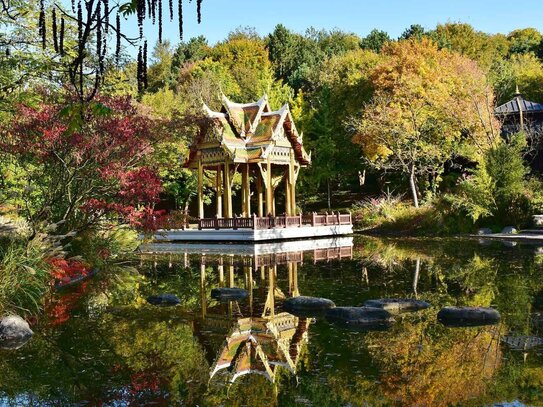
[32,0,203,101]
[38,0,46,49]
[178,0,183,41]
[59,17,65,56]
[52,8,59,53]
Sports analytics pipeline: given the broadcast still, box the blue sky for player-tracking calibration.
[138,0,543,46]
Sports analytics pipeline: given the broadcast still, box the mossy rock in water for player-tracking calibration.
[437,306,500,327]
[211,287,248,302]
[146,294,181,307]
[283,296,335,317]
[363,298,430,313]
[0,315,33,350]
[325,306,394,332]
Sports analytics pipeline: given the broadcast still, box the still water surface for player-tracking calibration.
[1,236,543,406]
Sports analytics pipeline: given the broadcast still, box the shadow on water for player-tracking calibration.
[1,236,543,406]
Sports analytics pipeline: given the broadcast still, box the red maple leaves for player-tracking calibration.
[1,96,166,232]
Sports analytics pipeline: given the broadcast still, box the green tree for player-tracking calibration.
[352,39,499,207]
[360,29,391,52]
[430,23,509,70]
[491,53,543,104]
[147,40,175,92]
[400,24,426,40]
[508,28,543,56]
[448,134,531,226]
[300,49,381,205]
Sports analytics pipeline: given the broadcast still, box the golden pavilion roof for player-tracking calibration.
[209,314,309,384]
[185,94,311,168]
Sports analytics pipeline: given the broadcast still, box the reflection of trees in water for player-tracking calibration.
[4,238,543,406]
[364,312,501,407]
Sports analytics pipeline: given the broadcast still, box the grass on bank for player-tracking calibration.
[351,195,503,236]
[0,235,55,314]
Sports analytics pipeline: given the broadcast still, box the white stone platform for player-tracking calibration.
[139,236,354,255]
[152,224,353,242]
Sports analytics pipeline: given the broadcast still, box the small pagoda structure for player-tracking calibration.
[495,87,543,173]
[495,86,543,136]
[184,94,311,219]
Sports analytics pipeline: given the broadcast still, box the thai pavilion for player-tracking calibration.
[185,94,311,219]
[162,94,352,241]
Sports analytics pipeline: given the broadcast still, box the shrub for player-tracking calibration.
[445,134,535,229]
[0,97,163,235]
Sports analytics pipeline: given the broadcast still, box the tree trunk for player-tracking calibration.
[409,164,419,208]
[413,257,420,299]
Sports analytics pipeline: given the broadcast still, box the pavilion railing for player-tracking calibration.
[197,212,352,230]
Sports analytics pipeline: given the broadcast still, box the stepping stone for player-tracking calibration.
[0,315,33,350]
[437,306,500,327]
[325,306,394,332]
[364,298,430,313]
[211,287,248,302]
[502,335,543,351]
[146,294,181,307]
[501,226,517,234]
[283,296,335,317]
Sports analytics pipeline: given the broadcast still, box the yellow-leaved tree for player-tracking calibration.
[352,38,500,207]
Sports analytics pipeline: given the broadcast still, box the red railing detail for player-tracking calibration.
[197,212,352,230]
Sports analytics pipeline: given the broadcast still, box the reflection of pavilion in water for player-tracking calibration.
[172,238,354,384]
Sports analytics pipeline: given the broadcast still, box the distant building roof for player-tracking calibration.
[495,90,543,115]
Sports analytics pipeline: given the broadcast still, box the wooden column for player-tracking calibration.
[228,257,235,287]
[200,257,206,319]
[216,166,222,218]
[245,266,253,314]
[218,256,224,287]
[241,164,251,217]
[256,172,263,217]
[266,160,274,216]
[285,167,292,216]
[268,265,275,317]
[223,160,232,218]
[290,152,297,215]
[197,158,204,219]
[292,262,299,297]
[245,165,251,216]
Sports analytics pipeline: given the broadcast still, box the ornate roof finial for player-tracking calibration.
[514,84,522,98]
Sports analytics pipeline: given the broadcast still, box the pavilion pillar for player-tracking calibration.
[241,164,251,217]
[245,266,253,314]
[256,172,264,217]
[267,265,275,317]
[292,262,299,297]
[197,158,204,219]
[285,167,292,216]
[245,165,251,216]
[266,160,274,216]
[290,152,297,215]
[216,166,222,218]
[223,160,233,218]
[228,256,235,288]
[218,256,224,287]
[200,256,206,319]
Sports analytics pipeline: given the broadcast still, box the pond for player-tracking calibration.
[1,236,543,406]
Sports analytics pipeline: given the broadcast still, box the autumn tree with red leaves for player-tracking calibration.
[0,97,163,234]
